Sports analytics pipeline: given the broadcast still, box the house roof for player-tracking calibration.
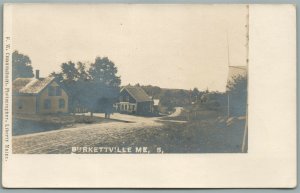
[227,66,247,83]
[121,86,152,102]
[13,77,55,95]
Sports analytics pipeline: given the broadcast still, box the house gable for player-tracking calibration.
[119,89,137,103]
[38,81,68,114]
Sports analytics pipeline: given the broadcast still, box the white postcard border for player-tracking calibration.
[2,4,297,188]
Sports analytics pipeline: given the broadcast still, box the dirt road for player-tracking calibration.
[167,107,183,117]
[12,111,181,154]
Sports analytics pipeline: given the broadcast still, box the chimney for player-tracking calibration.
[36,70,40,79]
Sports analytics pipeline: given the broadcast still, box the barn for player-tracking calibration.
[115,86,154,115]
[12,70,69,114]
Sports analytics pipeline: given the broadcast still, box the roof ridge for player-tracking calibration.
[123,85,152,102]
[19,79,37,92]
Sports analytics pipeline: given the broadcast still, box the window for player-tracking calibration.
[48,86,62,96]
[17,100,23,109]
[59,99,65,109]
[48,86,55,96]
[44,99,51,109]
[56,87,62,96]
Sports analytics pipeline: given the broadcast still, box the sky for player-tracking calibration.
[11,4,248,92]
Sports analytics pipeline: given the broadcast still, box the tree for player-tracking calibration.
[12,50,34,80]
[50,71,63,82]
[88,57,121,87]
[78,81,119,117]
[61,61,80,82]
[76,62,89,81]
[191,87,200,102]
[52,57,121,118]
[141,85,162,98]
[227,75,247,94]
[160,90,175,111]
[227,75,247,116]
[51,61,90,82]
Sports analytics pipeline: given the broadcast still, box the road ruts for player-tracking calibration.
[12,116,163,154]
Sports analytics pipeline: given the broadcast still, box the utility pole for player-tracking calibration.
[242,7,249,153]
[227,31,230,119]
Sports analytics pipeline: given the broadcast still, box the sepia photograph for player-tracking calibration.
[2,3,297,188]
[9,4,249,154]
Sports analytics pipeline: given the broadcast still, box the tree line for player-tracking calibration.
[12,50,247,117]
[139,77,247,117]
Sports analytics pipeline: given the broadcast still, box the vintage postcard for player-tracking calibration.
[2,4,296,188]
